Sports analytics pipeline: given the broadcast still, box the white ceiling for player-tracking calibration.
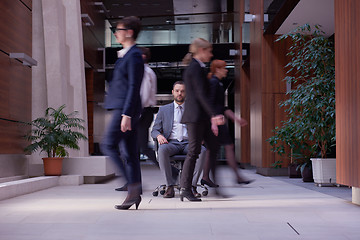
[276,0,334,36]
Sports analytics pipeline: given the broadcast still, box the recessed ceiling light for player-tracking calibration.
[124,3,131,6]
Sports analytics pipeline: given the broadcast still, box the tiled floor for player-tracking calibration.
[0,164,359,240]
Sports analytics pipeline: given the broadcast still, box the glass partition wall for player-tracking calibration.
[106,12,236,47]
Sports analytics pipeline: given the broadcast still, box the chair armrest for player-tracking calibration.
[153,138,159,152]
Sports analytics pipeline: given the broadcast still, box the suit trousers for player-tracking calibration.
[158,139,206,186]
[101,109,142,186]
[137,107,156,162]
[180,121,220,190]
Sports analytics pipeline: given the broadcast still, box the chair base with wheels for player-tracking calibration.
[152,154,208,197]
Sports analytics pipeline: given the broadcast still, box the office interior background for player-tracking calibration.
[1,0,359,202]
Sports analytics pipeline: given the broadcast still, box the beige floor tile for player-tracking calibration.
[0,165,359,240]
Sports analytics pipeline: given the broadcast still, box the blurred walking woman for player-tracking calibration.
[180,38,225,201]
[101,16,143,210]
[201,60,253,185]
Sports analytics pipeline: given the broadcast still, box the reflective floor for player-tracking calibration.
[0,164,358,240]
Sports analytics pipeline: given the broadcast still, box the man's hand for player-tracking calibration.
[157,135,168,145]
[121,115,131,132]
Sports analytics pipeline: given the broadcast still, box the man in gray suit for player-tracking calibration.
[151,81,206,198]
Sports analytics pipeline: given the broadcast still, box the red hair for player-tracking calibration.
[208,59,226,79]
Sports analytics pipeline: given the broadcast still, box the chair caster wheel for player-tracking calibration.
[152,191,159,196]
[159,186,166,195]
[202,190,208,196]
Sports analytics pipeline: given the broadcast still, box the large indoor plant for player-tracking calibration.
[24,105,88,176]
[268,24,335,182]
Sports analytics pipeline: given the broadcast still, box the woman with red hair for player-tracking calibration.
[201,59,254,186]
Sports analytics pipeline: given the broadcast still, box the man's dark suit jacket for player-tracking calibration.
[104,45,144,120]
[181,58,216,123]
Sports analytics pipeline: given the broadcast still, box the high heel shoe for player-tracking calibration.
[200,179,219,188]
[237,179,255,185]
[180,188,201,202]
[115,196,142,210]
[115,183,128,191]
[192,186,201,198]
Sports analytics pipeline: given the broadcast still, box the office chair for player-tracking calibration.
[152,139,208,197]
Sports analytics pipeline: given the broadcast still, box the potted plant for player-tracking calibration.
[268,121,308,179]
[24,105,88,176]
[268,24,335,184]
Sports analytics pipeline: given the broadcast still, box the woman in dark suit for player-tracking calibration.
[202,60,253,185]
[101,16,144,210]
[180,38,225,201]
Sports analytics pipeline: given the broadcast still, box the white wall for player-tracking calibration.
[31,0,89,166]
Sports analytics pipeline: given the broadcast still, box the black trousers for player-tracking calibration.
[101,109,141,186]
[137,107,156,162]
[180,121,220,190]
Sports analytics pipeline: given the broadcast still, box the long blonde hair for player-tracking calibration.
[182,38,212,65]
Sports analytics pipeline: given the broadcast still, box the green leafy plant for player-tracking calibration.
[271,160,283,169]
[24,105,88,158]
[268,24,335,160]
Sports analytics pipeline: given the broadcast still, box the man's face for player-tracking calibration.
[172,84,186,103]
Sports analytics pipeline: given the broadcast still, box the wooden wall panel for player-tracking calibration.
[262,93,275,167]
[249,0,290,170]
[335,0,360,187]
[0,55,32,121]
[93,73,105,103]
[80,0,105,155]
[240,63,250,164]
[235,0,250,164]
[80,0,105,45]
[86,68,94,154]
[82,26,104,69]
[249,0,263,167]
[0,0,32,55]
[263,35,289,94]
[262,34,290,168]
[0,0,32,154]
[0,119,30,154]
[81,0,105,69]
[21,0,32,10]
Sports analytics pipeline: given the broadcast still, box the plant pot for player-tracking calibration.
[311,158,336,185]
[42,157,63,176]
[288,163,302,178]
[301,166,314,182]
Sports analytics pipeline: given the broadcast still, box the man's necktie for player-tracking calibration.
[177,105,183,141]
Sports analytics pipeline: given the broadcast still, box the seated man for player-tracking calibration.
[151,81,206,198]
